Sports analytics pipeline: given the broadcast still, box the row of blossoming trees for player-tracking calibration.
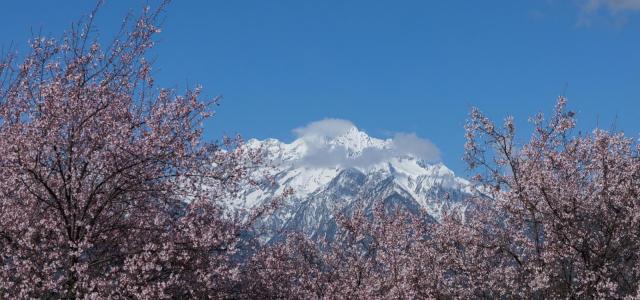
[1,3,640,299]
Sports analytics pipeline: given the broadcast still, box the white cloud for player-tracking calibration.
[293,119,356,140]
[582,0,640,13]
[291,119,440,169]
[577,0,640,26]
[391,133,440,161]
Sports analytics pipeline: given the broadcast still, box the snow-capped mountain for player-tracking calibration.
[232,123,473,243]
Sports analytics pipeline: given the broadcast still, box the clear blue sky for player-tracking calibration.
[1,1,639,175]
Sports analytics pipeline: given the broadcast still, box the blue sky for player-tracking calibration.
[1,1,639,175]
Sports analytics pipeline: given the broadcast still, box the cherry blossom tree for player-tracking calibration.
[458,97,640,298]
[0,2,273,298]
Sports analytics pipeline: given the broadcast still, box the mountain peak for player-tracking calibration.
[313,126,389,156]
[332,126,376,144]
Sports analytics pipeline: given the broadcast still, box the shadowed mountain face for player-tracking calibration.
[230,126,473,243]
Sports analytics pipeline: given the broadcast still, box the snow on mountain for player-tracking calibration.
[234,122,473,242]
